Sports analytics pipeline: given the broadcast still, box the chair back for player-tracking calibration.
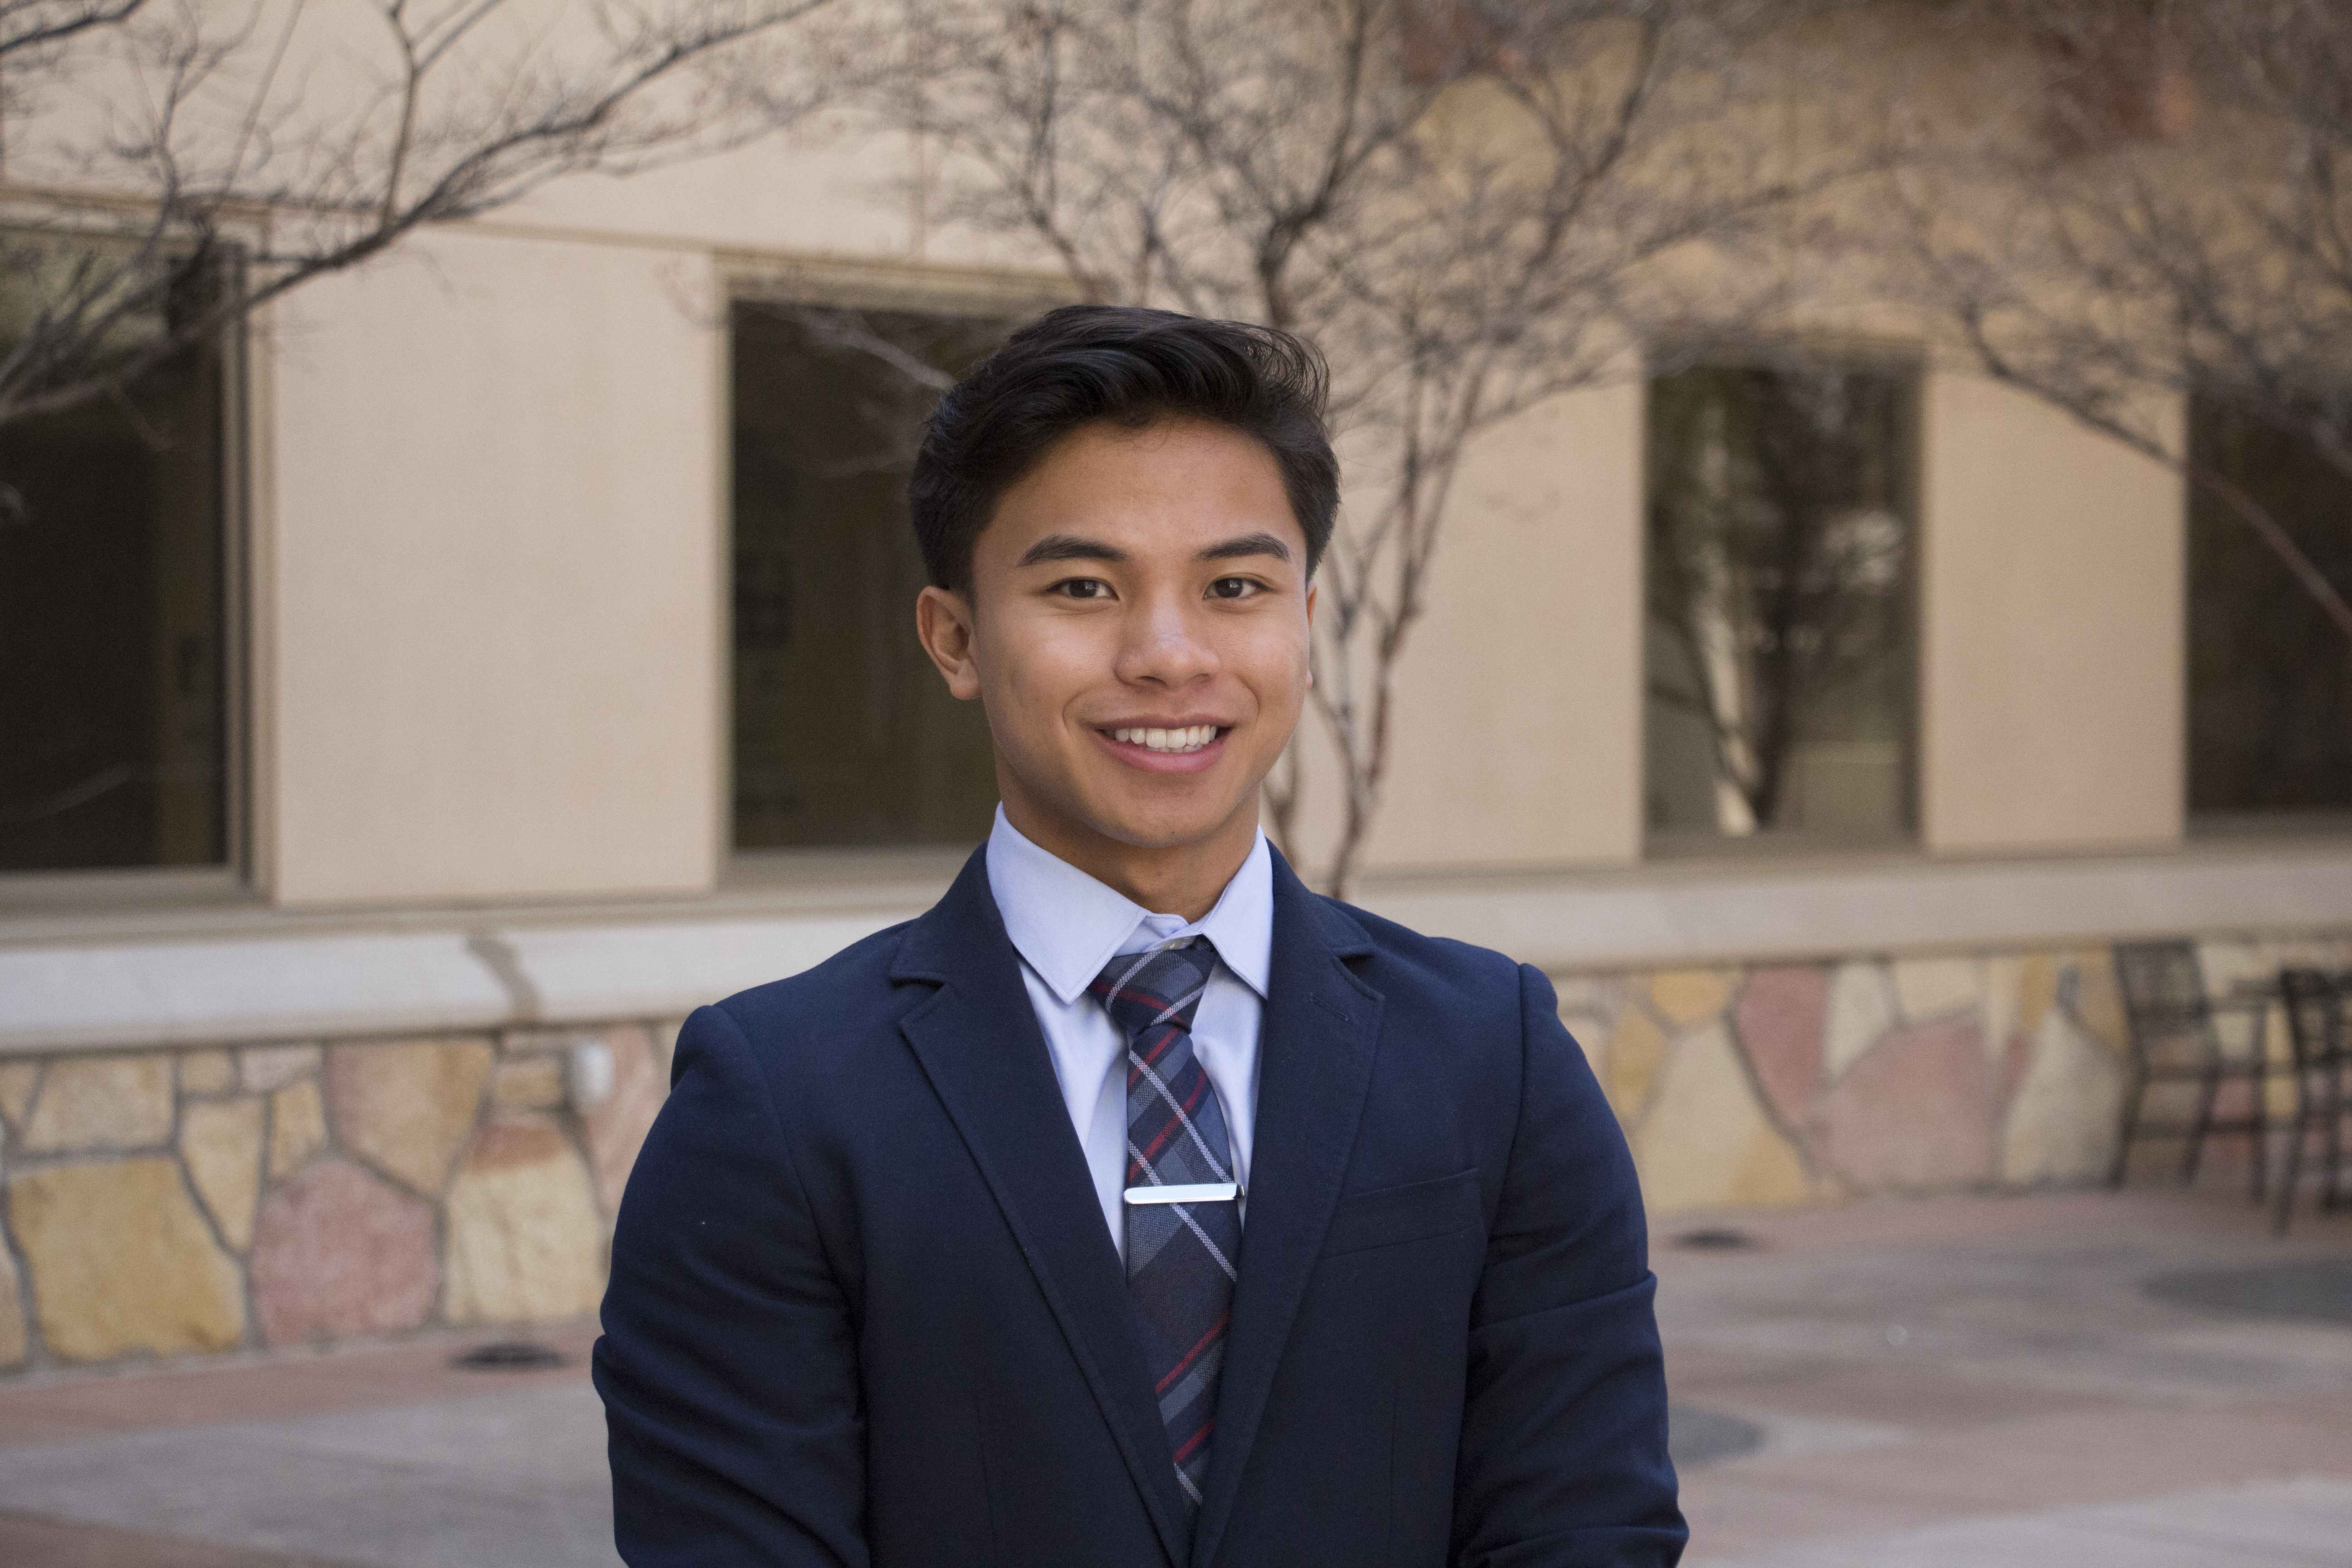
[2114,940,2222,1069]
[2278,969,2349,1076]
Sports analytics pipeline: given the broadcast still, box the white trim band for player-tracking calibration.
[1124,1183,1240,1206]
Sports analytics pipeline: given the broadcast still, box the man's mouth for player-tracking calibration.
[1106,725,1223,755]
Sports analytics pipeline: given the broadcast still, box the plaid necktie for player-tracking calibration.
[1091,936,1240,1520]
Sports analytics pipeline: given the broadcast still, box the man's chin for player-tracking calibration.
[1066,788,1257,857]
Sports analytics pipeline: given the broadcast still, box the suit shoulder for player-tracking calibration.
[708,918,915,1037]
[1315,894,1527,1002]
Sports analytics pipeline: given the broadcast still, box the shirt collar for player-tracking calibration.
[985,805,1274,1006]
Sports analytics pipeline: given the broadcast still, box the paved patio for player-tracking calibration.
[0,1184,2345,1566]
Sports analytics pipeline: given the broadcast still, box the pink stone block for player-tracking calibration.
[250,1159,438,1346]
[583,1024,666,1215]
[1734,966,1830,1129]
[1813,1016,1995,1190]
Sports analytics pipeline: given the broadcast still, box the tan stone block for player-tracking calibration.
[497,1028,573,1057]
[328,1039,493,1196]
[2192,939,2272,997]
[581,1026,664,1214]
[1892,957,1980,1024]
[182,1097,265,1252]
[0,1241,24,1369]
[1647,969,1732,1028]
[1559,1012,1609,1080]
[10,1158,246,1361]
[652,1021,683,1076]
[2016,953,2061,1042]
[1730,1125,1812,1209]
[0,1063,39,1130]
[240,1045,322,1093]
[23,1056,174,1153]
[443,1119,605,1325]
[1633,1024,1812,1214]
[268,1080,327,1180]
[1823,961,1896,1083]
[2000,1009,2126,1185]
[1548,974,1612,1014]
[491,1057,567,1111]
[1605,1007,1671,1123]
[177,1050,236,1096]
[2067,947,2129,1057]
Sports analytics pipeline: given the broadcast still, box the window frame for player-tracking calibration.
[0,214,254,906]
[2180,392,2352,836]
[1637,338,1926,862]
[715,255,1079,877]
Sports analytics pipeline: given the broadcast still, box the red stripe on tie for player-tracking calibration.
[1136,1076,1209,1166]
[1171,1418,1215,1464]
[1128,1024,1183,1082]
[1156,1312,1229,1394]
[1138,1118,1181,1165]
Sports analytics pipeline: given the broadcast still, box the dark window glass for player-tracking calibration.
[730,303,1006,850]
[2186,400,2352,815]
[0,257,230,872]
[1644,362,1917,844]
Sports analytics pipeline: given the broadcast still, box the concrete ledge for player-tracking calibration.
[2,840,2348,1054]
[1364,840,2352,972]
[0,933,513,1055]
[496,912,914,1027]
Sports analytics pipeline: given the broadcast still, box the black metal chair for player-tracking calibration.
[2274,969,2350,1234]
[2110,941,2277,1194]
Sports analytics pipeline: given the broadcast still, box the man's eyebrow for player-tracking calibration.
[1015,534,1128,568]
[1199,532,1293,564]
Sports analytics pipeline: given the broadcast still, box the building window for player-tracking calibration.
[1643,360,1918,847]
[730,301,1007,851]
[0,252,234,873]
[2186,400,2352,819]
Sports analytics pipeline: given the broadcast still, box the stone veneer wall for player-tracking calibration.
[0,1021,676,1375]
[1559,931,2352,1214]
[0,927,2345,1372]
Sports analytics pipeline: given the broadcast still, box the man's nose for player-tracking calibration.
[1114,594,1220,686]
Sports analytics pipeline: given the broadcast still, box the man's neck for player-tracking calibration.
[999,801,1259,923]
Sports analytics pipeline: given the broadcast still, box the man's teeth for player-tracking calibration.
[1112,725,1220,753]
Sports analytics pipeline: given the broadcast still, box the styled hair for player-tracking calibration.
[908,305,1338,595]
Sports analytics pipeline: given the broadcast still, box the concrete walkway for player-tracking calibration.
[0,1186,2346,1566]
[1656,1189,2352,1565]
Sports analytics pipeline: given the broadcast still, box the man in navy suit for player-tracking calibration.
[595,306,1685,1567]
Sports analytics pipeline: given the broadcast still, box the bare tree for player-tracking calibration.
[0,0,843,436]
[1885,0,2352,642]
[841,0,1863,894]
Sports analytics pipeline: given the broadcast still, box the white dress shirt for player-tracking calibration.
[985,806,1271,1260]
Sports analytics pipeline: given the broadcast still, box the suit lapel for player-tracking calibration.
[891,848,1194,1568]
[1192,851,1384,1568]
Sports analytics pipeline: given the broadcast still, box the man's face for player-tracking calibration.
[916,418,1314,882]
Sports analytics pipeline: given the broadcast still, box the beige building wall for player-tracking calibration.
[1367,384,1646,872]
[1918,372,2186,854]
[514,129,923,260]
[262,230,725,905]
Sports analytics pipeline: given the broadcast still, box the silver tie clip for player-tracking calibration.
[1124,1182,1241,1205]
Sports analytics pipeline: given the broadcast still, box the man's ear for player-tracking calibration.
[1304,579,1317,688]
[916,585,984,701]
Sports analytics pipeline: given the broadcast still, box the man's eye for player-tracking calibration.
[1208,577,1259,600]
[1053,578,1112,600]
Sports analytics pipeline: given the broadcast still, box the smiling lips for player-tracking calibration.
[1107,724,1223,755]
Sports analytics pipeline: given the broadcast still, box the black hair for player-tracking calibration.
[908,304,1338,595]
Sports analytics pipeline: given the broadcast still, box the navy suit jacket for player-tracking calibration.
[596,846,1684,1568]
